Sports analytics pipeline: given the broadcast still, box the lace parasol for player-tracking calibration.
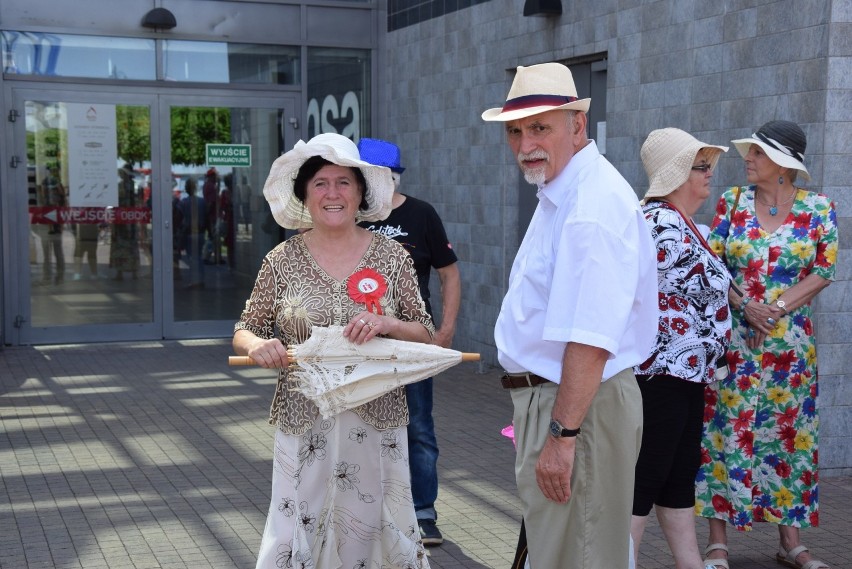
[230,325,479,417]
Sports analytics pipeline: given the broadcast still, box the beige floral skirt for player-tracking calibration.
[255,411,429,569]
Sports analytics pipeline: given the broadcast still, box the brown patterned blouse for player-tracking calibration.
[235,232,434,434]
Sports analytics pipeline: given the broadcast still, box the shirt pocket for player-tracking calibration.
[518,247,551,311]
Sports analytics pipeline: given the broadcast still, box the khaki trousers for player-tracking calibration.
[510,368,642,569]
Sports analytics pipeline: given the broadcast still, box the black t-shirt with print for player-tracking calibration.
[360,194,457,314]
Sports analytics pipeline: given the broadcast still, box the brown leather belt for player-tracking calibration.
[500,372,550,389]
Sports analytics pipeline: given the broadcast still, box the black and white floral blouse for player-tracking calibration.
[635,201,732,383]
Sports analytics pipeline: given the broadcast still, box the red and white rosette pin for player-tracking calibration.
[348,268,387,315]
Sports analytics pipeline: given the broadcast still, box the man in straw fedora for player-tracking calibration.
[484,62,658,568]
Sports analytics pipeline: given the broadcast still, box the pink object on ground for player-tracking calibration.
[501,424,516,449]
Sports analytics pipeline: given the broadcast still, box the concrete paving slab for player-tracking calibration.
[0,340,848,568]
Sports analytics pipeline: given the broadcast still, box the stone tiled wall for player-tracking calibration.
[381,0,851,473]
[817,1,852,476]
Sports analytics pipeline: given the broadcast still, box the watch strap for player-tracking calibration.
[550,419,581,438]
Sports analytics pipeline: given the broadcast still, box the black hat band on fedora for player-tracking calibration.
[502,94,579,113]
[754,131,805,162]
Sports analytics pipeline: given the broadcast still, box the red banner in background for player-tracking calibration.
[29,207,152,225]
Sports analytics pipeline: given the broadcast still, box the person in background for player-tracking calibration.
[73,220,100,280]
[483,62,658,569]
[202,167,221,264]
[171,185,184,281]
[630,128,731,569]
[238,175,253,232]
[178,177,207,289]
[697,120,837,569]
[358,137,461,546]
[110,163,140,281]
[234,132,432,568]
[220,172,236,269]
[38,166,67,284]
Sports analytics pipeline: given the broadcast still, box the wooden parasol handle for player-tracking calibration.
[228,352,480,366]
[228,356,260,366]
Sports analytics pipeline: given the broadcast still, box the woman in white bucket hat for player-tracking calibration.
[234,133,434,568]
[697,120,838,569]
[630,128,731,569]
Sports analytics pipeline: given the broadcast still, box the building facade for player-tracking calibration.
[380,0,851,474]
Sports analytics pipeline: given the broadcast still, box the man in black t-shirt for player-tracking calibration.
[358,138,461,547]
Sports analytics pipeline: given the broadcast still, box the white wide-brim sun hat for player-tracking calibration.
[262,133,394,230]
[731,120,810,181]
[641,128,728,202]
[481,62,591,122]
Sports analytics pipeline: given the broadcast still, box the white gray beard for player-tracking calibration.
[522,168,546,186]
[518,151,549,186]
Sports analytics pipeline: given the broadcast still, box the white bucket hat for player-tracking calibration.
[731,120,810,181]
[262,133,394,230]
[481,62,591,122]
[641,128,728,202]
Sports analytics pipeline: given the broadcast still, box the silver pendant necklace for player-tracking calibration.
[756,187,796,216]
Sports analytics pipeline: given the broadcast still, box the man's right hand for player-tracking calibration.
[535,435,576,503]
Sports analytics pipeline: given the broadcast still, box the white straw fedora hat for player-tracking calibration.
[262,133,394,230]
[731,119,810,181]
[481,62,591,122]
[641,128,728,202]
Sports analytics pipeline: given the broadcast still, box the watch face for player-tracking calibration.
[549,420,560,437]
[777,300,786,308]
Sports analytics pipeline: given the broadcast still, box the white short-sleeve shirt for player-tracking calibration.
[495,140,658,382]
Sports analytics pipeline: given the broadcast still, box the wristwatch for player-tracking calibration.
[549,418,581,438]
[775,299,787,314]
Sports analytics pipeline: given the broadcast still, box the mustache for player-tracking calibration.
[518,150,549,163]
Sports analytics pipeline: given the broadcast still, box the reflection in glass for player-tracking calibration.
[26,101,154,327]
[164,41,299,84]
[306,47,370,140]
[22,100,286,330]
[2,32,155,79]
[169,106,283,324]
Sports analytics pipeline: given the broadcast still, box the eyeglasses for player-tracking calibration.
[691,163,713,172]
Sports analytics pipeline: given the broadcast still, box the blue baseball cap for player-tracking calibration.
[357,138,405,173]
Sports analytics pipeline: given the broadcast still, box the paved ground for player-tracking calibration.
[0,340,849,569]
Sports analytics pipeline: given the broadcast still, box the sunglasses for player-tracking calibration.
[691,163,713,172]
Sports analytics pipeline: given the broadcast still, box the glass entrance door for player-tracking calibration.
[161,95,296,338]
[9,88,297,344]
[18,94,158,344]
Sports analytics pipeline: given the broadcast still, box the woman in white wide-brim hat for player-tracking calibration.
[697,120,838,569]
[630,127,732,569]
[234,132,434,568]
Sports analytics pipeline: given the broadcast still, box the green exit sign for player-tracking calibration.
[206,144,251,167]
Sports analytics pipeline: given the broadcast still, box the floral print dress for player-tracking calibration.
[236,234,433,568]
[695,185,837,530]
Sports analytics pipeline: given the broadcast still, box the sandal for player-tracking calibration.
[703,543,730,569]
[776,545,829,569]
